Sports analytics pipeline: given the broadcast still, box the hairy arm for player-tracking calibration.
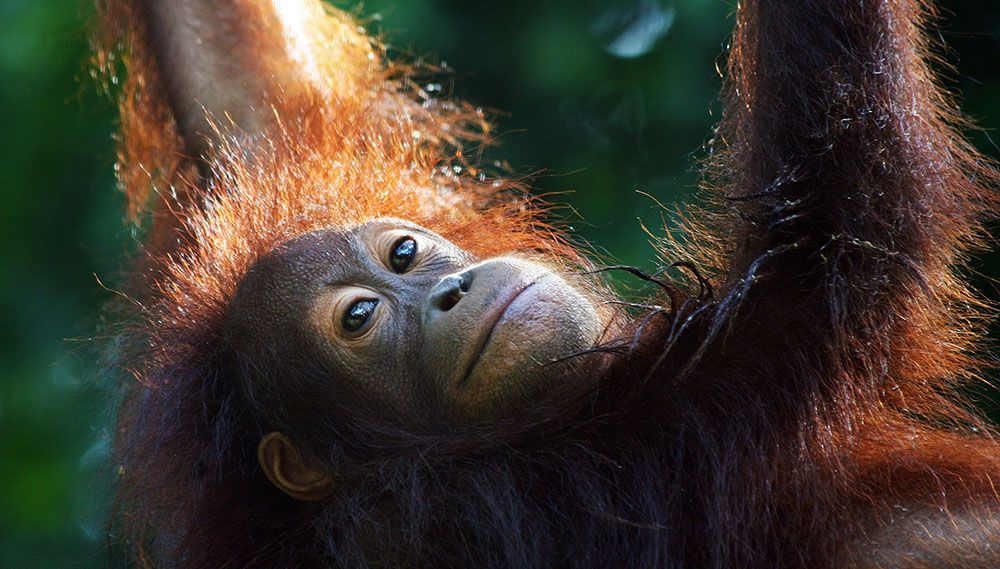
[655,4,1000,563]
[134,0,372,158]
[95,0,378,254]
[137,0,303,158]
[682,0,997,413]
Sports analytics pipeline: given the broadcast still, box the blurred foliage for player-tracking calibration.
[0,0,997,565]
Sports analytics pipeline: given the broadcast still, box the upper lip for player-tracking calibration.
[456,280,537,388]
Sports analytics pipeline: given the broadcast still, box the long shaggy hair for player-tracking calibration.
[93,1,1000,567]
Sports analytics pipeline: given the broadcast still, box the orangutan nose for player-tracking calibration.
[428,270,472,312]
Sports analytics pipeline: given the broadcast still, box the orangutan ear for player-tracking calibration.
[257,431,333,501]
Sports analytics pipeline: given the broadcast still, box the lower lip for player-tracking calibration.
[457,281,537,388]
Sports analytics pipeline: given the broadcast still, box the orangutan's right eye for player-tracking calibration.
[388,236,417,273]
[342,299,378,333]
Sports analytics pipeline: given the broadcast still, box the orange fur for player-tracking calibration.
[92,1,1000,567]
[95,4,587,556]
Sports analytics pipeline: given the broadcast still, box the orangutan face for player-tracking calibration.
[226,218,609,420]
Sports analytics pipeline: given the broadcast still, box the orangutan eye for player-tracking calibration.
[342,298,378,333]
[388,236,417,273]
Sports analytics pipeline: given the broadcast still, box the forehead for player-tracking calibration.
[261,228,353,288]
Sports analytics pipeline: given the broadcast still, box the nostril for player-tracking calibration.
[430,273,469,312]
[440,289,462,311]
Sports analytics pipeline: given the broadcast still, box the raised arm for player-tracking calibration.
[683,0,997,406]
[134,0,355,159]
[95,0,383,254]
[103,0,376,157]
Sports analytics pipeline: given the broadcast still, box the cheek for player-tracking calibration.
[304,304,425,410]
[492,286,601,361]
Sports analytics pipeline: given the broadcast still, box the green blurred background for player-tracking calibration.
[1,0,998,566]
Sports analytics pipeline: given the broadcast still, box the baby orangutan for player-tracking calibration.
[96,0,1000,567]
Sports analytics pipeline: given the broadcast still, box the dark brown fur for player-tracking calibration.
[95,0,1000,567]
